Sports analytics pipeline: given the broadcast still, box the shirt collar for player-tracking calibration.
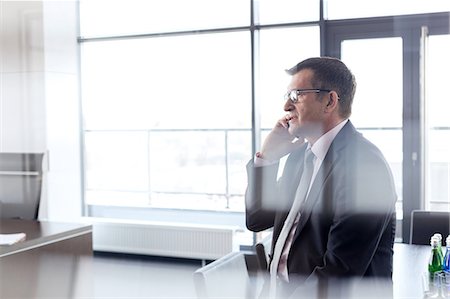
[308,119,348,162]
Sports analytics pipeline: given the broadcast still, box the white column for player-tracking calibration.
[43,0,82,221]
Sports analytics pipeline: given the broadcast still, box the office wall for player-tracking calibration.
[0,1,46,152]
[43,0,82,222]
[0,0,82,221]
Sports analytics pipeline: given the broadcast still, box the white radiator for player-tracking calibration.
[89,218,239,260]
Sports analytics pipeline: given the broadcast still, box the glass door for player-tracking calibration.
[325,12,450,242]
[425,33,450,211]
[340,37,404,239]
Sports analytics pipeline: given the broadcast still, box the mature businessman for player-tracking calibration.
[245,57,397,298]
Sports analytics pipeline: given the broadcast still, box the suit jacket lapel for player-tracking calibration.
[293,121,358,240]
[272,144,308,254]
[294,156,336,238]
[282,144,310,210]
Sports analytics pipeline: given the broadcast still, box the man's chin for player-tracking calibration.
[288,126,302,138]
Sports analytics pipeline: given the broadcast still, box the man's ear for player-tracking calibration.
[324,91,339,112]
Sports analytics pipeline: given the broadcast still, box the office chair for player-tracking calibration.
[193,251,255,299]
[255,232,272,272]
[410,210,450,245]
[0,153,44,220]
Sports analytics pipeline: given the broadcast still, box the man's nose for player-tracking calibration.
[284,99,294,112]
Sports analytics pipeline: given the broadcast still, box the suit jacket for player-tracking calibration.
[245,121,397,284]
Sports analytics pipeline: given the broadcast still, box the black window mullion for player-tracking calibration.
[401,27,423,243]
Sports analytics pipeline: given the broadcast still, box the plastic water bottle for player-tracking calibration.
[429,236,444,274]
[434,233,443,251]
[443,236,450,273]
[440,235,450,298]
[433,233,445,266]
[426,236,444,298]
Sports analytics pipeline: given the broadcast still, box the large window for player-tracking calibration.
[425,34,450,211]
[79,0,450,243]
[79,0,322,218]
[81,32,252,212]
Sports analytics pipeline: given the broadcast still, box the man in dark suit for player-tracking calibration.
[245,57,397,298]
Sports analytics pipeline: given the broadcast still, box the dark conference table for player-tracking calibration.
[0,219,93,298]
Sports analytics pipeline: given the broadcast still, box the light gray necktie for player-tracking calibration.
[269,148,315,297]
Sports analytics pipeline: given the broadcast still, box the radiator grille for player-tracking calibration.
[91,220,238,260]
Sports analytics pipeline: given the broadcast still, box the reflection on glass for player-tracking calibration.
[79,0,249,37]
[259,26,320,129]
[81,31,251,130]
[341,37,403,219]
[326,0,450,20]
[426,35,450,210]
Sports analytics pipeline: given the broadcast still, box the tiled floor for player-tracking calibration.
[74,253,202,298]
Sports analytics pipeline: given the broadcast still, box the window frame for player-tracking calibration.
[77,1,450,244]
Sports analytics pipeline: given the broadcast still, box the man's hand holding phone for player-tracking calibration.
[258,114,305,162]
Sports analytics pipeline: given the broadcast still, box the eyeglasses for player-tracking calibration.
[284,89,332,103]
